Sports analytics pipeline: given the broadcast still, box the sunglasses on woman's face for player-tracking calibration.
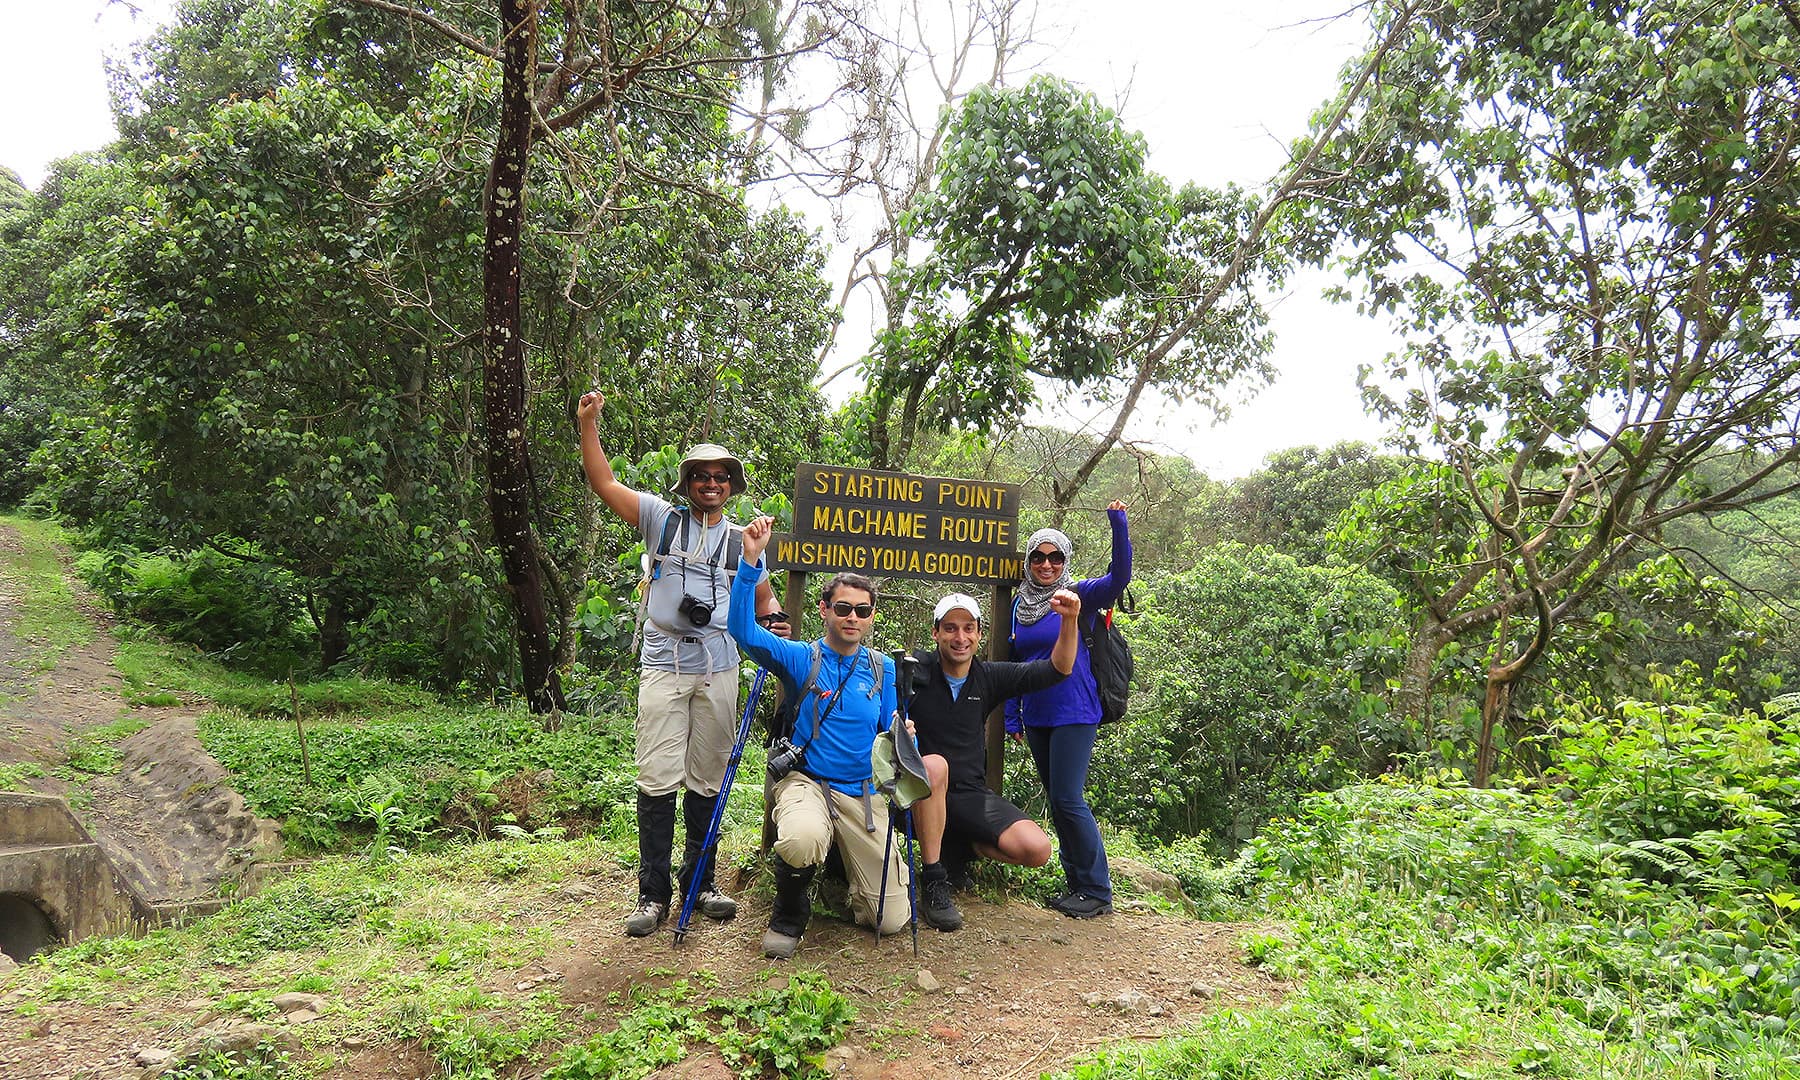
[828,601,875,618]
[1028,550,1066,566]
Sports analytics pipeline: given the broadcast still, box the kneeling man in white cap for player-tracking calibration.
[905,589,1079,930]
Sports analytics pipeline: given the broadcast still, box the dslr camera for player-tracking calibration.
[677,593,713,627]
[766,736,806,780]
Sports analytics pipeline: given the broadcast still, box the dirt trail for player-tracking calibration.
[0,524,1283,1079]
[0,523,280,910]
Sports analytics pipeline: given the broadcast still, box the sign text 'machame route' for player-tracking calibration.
[771,463,1023,584]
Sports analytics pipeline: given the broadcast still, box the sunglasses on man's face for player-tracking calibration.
[688,470,732,486]
[1028,550,1067,566]
[827,601,875,618]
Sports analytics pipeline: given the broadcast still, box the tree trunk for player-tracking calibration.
[1396,619,1448,749]
[318,593,351,670]
[483,0,564,715]
[1474,673,1512,788]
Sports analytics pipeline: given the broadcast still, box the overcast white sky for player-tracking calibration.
[0,0,1399,480]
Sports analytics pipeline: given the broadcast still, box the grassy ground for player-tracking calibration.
[0,513,94,675]
[6,523,1797,1079]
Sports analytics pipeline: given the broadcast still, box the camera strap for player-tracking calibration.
[802,662,851,748]
[650,509,743,582]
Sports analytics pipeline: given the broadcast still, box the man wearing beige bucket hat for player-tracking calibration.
[578,391,789,937]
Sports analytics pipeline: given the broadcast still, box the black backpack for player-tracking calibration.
[1083,592,1135,726]
[1011,591,1135,726]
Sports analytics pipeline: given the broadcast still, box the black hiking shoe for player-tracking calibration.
[921,874,964,931]
[1048,892,1112,919]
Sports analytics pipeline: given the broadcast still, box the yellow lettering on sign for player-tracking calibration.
[936,481,1008,510]
[813,468,927,503]
[811,505,928,538]
[937,516,1011,546]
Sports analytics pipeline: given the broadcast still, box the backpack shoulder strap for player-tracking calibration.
[799,641,826,743]
[862,647,887,699]
[648,508,686,581]
[724,526,743,573]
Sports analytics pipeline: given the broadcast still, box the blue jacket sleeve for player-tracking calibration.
[1076,507,1133,612]
[725,557,810,686]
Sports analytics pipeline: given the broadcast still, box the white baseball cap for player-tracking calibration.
[932,592,982,625]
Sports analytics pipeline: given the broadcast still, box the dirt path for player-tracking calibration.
[0,522,280,910]
[0,525,1283,1078]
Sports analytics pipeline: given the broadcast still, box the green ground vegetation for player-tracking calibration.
[1052,691,1800,1080]
[5,839,856,1079]
[0,513,94,674]
[7,684,1795,1078]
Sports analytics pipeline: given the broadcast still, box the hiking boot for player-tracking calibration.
[920,874,964,932]
[696,890,737,921]
[763,857,815,960]
[761,927,802,959]
[624,898,667,937]
[678,855,738,922]
[1049,892,1112,919]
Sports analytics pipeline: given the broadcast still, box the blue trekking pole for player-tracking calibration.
[674,667,767,944]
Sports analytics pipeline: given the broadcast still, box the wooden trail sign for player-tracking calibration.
[769,463,1023,584]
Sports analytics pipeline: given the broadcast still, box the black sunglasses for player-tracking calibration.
[1028,550,1067,565]
[688,470,732,485]
[827,601,875,618]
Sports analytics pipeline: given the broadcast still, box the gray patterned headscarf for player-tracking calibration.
[1015,528,1075,626]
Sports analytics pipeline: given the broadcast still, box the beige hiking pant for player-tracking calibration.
[770,772,911,934]
[635,668,738,797]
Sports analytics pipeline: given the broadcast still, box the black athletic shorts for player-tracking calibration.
[944,786,1030,847]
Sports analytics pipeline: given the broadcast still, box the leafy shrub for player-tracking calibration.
[158,1043,294,1080]
[78,546,308,664]
[1246,693,1800,1060]
[1137,833,1254,918]
[546,972,853,1080]
[198,704,637,850]
[419,993,566,1080]
[1554,695,1800,889]
[1089,548,1407,846]
[207,876,396,965]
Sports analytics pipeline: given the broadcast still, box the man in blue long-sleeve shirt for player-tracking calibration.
[727,516,916,959]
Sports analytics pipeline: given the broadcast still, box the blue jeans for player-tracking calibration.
[1024,723,1110,901]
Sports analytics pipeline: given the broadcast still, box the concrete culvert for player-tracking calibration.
[0,892,61,963]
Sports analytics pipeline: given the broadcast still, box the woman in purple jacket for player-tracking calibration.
[1007,501,1131,918]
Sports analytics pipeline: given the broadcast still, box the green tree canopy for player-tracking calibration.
[1299,0,1800,779]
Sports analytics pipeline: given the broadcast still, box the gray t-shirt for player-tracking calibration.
[638,492,741,674]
